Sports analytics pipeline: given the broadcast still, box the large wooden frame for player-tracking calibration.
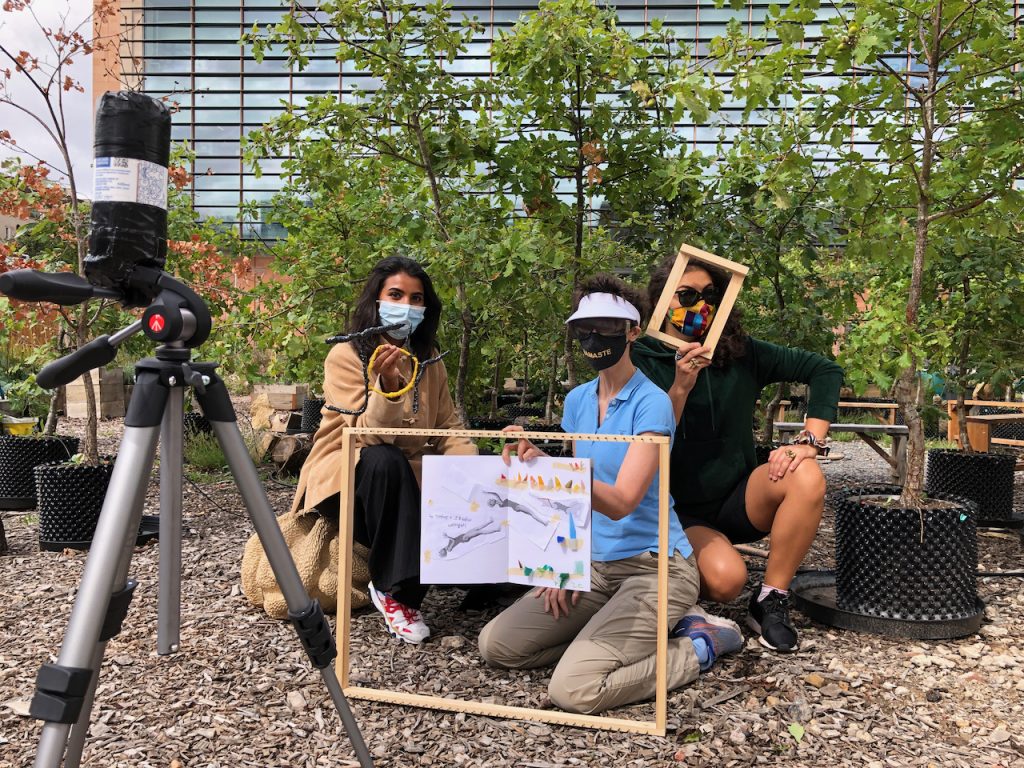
[646,243,749,358]
[336,427,672,735]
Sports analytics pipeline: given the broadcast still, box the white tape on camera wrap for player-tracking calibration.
[94,156,168,210]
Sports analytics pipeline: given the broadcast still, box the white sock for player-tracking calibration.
[758,584,788,602]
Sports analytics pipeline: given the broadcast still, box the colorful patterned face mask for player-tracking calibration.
[669,300,717,339]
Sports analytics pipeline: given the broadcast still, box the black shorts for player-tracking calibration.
[677,474,768,545]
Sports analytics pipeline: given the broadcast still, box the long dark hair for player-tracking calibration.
[646,254,748,368]
[348,256,442,360]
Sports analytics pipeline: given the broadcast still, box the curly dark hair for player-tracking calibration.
[348,256,442,360]
[646,254,748,368]
[571,273,648,326]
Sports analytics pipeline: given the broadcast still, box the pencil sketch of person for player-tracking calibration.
[438,518,502,558]
[534,497,582,518]
[481,491,548,526]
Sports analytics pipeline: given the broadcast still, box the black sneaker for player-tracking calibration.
[747,589,799,652]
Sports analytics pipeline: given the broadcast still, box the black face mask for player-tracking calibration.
[578,333,628,371]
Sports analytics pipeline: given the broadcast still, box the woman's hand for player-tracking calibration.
[370,344,406,393]
[670,342,712,397]
[767,442,818,482]
[500,424,548,466]
[533,586,580,620]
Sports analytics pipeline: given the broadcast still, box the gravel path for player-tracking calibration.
[1,416,1022,768]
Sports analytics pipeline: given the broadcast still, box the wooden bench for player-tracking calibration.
[946,400,1024,454]
[960,415,1024,471]
[775,421,910,484]
[838,400,899,425]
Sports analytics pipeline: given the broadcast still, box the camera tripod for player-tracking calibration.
[0,268,373,768]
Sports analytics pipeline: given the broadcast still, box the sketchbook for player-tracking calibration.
[420,455,593,591]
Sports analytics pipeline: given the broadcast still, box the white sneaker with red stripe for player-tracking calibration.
[368,581,430,644]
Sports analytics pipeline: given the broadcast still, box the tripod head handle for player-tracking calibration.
[0,269,122,305]
[36,320,143,389]
[4,265,213,389]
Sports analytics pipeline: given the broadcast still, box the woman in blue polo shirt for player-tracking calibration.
[478,274,743,715]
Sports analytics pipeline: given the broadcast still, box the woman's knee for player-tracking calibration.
[478,616,524,669]
[546,648,608,715]
[786,459,826,501]
[699,558,747,603]
[357,444,411,480]
[359,443,407,466]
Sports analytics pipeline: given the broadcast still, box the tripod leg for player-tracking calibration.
[195,378,375,768]
[158,385,184,654]
[33,425,160,768]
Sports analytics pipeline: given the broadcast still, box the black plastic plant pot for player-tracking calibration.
[35,459,116,552]
[925,449,1018,527]
[301,397,326,434]
[834,483,978,622]
[183,411,212,438]
[501,404,545,420]
[0,434,80,510]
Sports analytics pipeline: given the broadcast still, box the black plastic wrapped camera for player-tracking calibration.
[85,91,171,308]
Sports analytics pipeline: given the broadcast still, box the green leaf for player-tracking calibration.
[788,723,805,744]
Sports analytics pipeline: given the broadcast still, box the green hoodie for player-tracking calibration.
[631,335,844,521]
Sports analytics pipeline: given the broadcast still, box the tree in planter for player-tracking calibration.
[244,0,513,422]
[719,0,1024,506]
[490,0,718,388]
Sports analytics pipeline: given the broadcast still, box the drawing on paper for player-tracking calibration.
[421,455,592,591]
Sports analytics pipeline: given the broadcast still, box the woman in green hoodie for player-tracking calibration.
[631,256,843,653]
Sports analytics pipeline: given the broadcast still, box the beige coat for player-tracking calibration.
[290,340,477,515]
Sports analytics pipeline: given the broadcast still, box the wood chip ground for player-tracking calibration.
[1,407,1022,767]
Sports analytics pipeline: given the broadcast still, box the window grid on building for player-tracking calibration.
[118,1,1012,238]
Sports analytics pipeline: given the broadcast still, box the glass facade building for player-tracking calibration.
[116,0,837,239]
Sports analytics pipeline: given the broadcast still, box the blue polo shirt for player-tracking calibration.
[561,369,691,562]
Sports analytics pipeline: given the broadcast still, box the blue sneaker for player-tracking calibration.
[672,606,743,671]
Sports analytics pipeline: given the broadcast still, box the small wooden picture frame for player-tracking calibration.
[645,244,748,359]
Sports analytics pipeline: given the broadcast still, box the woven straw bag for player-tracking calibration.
[241,509,370,619]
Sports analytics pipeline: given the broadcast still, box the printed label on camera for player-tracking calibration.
[93,157,168,210]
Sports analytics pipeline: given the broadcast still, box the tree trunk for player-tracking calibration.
[563,327,577,391]
[955,279,972,452]
[489,349,502,419]
[897,8,939,508]
[544,346,558,423]
[409,112,470,423]
[43,387,61,436]
[80,368,98,463]
[519,330,529,407]
[762,383,789,444]
[896,205,931,507]
[455,291,471,425]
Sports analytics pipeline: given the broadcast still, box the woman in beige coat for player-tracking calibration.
[290,256,476,644]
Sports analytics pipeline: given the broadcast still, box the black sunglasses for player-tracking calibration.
[674,286,721,307]
[569,318,629,339]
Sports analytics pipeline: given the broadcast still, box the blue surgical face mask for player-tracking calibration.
[377,300,426,340]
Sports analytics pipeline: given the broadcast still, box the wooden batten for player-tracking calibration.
[336,426,671,735]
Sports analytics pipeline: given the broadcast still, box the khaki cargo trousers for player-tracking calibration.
[478,551,701,714]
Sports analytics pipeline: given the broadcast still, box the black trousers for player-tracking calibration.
[343,444,428,609]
